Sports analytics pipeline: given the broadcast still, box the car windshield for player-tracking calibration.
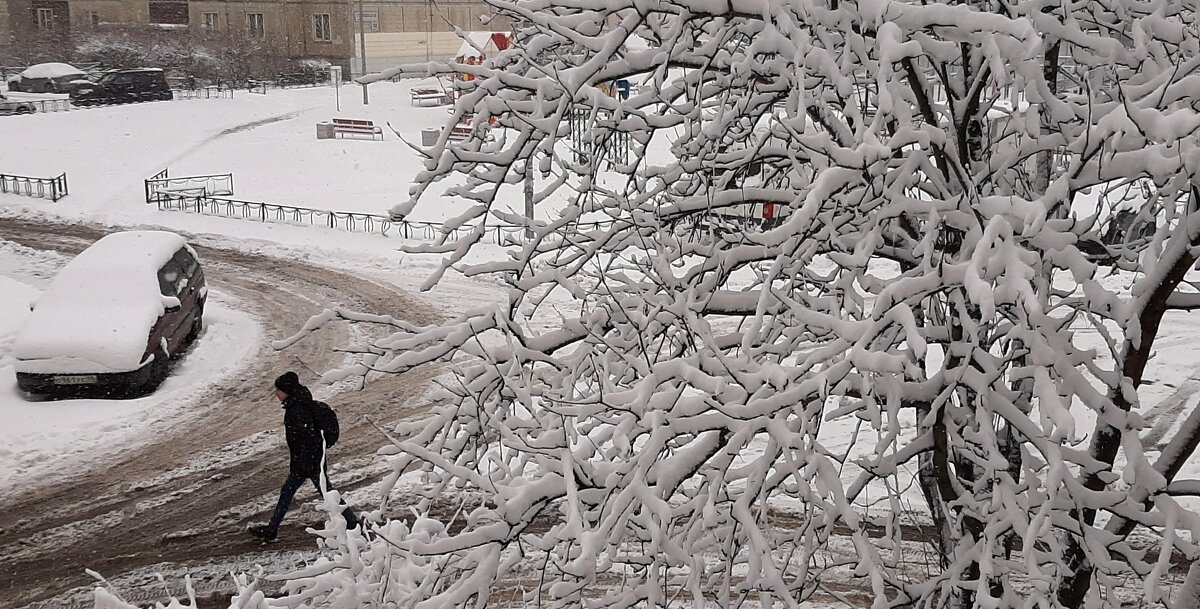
[97,73,119,84]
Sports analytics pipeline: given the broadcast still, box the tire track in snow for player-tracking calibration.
[0,217,444,609]
[1141,378,1200,450]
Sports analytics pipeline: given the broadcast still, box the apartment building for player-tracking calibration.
[2,0,355,72]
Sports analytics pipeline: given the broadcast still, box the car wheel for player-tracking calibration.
[15,106,32,115]
[145,349,170,393]
[187,310,203,342]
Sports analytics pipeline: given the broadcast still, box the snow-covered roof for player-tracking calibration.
[13,231,189,373]
[20,62,85,79]
[457,32,499,59]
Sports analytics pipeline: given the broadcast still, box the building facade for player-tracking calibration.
[1,0,509,76]
[351,0,511,71]
[2,0,356,72]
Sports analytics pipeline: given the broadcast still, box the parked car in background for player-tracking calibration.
[0,92,35,115]
[6,62,87,93]
[13,231,207,398]
[69,68,173,106]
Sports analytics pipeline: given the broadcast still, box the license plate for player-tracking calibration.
[53,375,98,385]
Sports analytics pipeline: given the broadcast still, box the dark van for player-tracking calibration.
[14,231,207,397]
[69,69,174,106]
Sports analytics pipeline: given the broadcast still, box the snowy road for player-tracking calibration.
[0,218,444,609]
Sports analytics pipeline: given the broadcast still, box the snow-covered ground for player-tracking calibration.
[4,80,1200,606]
[5,80,1200,508]
[0,79,536,223]
[0,81,520,494]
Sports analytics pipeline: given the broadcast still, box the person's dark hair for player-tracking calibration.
[274,371,302,395]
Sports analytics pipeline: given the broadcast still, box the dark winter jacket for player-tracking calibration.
[282,385,326,476]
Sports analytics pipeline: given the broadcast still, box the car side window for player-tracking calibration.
[158,259,185,296]
[172,248,198,278]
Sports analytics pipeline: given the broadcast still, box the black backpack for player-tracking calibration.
[314,401,340,448]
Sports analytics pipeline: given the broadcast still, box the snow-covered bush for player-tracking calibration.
[264,0,1200,607]
[70,26,302,83]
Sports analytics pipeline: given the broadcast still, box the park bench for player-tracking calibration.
[332,118,383,140]
[411,88,451,106]
[448,122,474,141]
[445,112,499,142]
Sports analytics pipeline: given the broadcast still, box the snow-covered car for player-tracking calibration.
[13,231,207,397]
[6,62,87,93]
[0,92,35,115]
[70,68,173,106]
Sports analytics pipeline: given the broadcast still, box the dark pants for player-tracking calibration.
[268,471,358,532]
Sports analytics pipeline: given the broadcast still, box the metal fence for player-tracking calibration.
[154,191,403,236]
[10,98,72,113]
[145,168,234,204]
[1,86,234,115]
[153,191,618,244]
[243,77,331,96]
[171,86,234,101]
[0,172,68,201]
[144,169,616,244]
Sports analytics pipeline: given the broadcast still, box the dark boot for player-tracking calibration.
[342,508,359,530]
[248,524,277,542]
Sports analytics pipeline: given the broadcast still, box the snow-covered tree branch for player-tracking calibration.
[272,0,1200,607]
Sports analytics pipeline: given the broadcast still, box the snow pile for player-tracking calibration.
[0,276,38,369]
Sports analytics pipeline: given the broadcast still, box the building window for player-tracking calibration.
[87,10,100,26]
[36,8,54,30]
[203,12,219,31]
[312,13,331,42]
[247,12,265,38]
[149,0,188,25]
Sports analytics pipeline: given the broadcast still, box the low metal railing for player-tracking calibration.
[0,172,68,201]
[145,170,234,204]
[155,192,402,237]
[154,192,615,244]
[171,86,234,101]
[145,169,616,244]
[1,86,234,115]
[13,98,72,113]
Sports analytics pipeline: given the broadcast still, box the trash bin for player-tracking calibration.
[422,128,440,147]
[316,122,335,140]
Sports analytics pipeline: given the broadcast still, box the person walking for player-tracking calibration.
[249,371,358,542]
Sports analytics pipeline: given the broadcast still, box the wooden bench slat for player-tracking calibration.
[329,117,384,140]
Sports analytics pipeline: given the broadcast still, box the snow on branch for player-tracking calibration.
[260,0,1200,608]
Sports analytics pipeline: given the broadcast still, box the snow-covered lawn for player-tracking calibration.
[0,80,538,224]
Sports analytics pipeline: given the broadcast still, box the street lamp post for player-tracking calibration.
[357,0,367,75]
[357,0,368,104]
